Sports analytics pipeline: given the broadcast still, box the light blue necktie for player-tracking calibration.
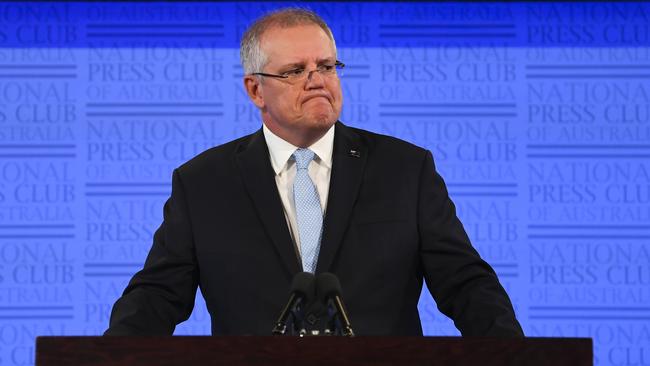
[292,148,323,273]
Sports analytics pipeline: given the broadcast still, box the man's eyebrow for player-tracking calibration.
[278,62,305,70]
[278,58,336,69]
[317,57,336,64]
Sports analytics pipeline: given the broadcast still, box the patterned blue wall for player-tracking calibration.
[0,2,649,365]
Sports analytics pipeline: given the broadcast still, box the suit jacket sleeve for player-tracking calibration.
[417,150,524,337]
[104,169,199,335]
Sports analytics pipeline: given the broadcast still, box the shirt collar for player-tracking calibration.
[262,123,335,175]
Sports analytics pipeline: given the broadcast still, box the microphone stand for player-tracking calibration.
[323,297,354,337]
[272,294,308,336]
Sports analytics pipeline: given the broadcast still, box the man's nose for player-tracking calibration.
[305,69,326,88]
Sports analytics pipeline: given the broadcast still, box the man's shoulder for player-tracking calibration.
[343,124,428,158]
[175,130,258,176]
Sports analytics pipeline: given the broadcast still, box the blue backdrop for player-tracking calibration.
[0,2,649,365]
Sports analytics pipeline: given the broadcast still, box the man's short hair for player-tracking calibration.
[240,8,337,75]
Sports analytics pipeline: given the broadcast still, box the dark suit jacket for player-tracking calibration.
[105,122,523,336]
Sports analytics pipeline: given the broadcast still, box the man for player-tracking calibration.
[105,8,523,337]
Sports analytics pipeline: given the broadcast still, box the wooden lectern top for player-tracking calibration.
[36,336,592,366]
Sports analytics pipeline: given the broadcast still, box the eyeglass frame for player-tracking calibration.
[250,60,345,82]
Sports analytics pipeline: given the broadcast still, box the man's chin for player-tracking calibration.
[308,114,337,128]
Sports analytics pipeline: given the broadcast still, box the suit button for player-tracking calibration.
[306,313,318,325]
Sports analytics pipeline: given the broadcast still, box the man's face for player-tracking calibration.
[244,24,343,147]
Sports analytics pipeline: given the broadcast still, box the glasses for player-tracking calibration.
[251,61,345,83]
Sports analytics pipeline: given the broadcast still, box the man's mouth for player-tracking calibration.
[303,95,330,103]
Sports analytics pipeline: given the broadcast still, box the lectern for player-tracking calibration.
[36,336,592,366]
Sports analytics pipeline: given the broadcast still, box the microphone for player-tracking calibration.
[272,272,315,335]
[316,272,355,337]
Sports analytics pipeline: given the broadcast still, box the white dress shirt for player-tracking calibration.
[262,124,334,255]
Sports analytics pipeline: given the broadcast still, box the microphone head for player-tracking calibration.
[316,272,343,302]
[291,272,315,301]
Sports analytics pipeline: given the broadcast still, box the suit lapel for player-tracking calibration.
[234,129,301,275]
[316,122,367,273]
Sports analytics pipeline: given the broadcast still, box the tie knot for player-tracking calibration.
[293,148,315,170]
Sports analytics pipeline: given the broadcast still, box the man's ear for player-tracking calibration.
[243,76,265,109]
